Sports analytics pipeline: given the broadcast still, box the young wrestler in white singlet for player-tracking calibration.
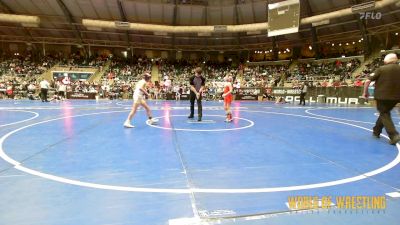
[123,72,158,128]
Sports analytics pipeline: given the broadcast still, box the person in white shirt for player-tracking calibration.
[164,76,172,92]
[173,85,180,101]
[27,83,36,92]
[27,83,37,100]
[39,79,50,102]
[123,72,158,128]
[59,74,70,98]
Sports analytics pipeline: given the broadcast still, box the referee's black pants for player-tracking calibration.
[374,99,399,139]
[299,92,306,105]
[41,88,48,102]
[189,92,202,118]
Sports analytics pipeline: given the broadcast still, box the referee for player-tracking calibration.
[188,67,206,121]
[363,53,400,145]
[299,82,308,106]
[40,79,50,102]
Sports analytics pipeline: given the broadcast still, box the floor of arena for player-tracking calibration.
[0,100,399,225]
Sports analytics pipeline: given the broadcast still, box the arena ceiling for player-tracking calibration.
[0,0,399,51]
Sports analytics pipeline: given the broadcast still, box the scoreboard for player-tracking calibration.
[267,0,300,37]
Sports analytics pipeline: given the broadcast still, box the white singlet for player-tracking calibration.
[133,79,147,104]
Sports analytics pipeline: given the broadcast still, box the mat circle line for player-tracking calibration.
[0,110,39,127]
[374,112,400,120]
[146,114,254,132]
[0,109,399,193]
[305,107,400,127]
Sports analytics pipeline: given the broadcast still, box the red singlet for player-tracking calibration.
[223,85,232,104]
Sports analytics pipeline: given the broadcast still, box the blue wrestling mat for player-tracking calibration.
[0,100,399,225]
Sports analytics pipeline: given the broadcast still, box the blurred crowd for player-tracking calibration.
[1,53,391,100]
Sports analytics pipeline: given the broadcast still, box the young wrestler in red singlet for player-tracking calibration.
[222,75,233,122]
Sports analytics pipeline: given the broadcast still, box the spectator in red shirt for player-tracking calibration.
[332,80,341,87]
[354,79,363,87]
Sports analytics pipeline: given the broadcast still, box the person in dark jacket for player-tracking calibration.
[299,82,308,106]
[188,67,206,121]
[363,53,400,145]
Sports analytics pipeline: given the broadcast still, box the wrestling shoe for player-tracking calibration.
[147,118,159,125]
[123,121,135,128]
[225,118,233,123]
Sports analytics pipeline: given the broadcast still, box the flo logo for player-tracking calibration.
[360,12,382,20]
